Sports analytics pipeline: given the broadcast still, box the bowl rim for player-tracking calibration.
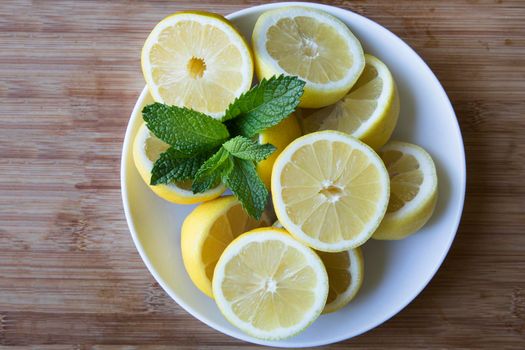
[120,2,466,347]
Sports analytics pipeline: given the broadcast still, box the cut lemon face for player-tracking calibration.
[252,6,365,108]
[302,54,400,150]
[257,113,302,189]
[373,141,438,240]
[181,196,267,298]
[212,228,328,340]
[317,248,363,313]
[272,131,390,251]
[132,123,225,204]
[142,11,253,118]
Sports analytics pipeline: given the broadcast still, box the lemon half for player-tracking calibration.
[212,228,328,340]
[252,6,365,108]
[272,131,390,251]
[373,141,438,240]
[318,248,364,313]
[142,11,253,118]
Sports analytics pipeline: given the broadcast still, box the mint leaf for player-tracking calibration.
[222,136,276,162]
[143,103,229,155]
[224,158,268,219]
[150,148,211,185]
[192,137,274,195]
[224,75,305,137]
[192,148,233,193]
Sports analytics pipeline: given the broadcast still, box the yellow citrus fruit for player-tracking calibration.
[301,54,400,150]
[257,113,302,189]
[373,141,438,240]
[252,6,365,108]
[132,123,225,204]
[212,227,328,340]
[141,11,253,118]
[317,248,364,313]
[272,131,390,251]
[181,196,268,298]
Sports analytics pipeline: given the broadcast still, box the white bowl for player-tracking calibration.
[121,2,466,347]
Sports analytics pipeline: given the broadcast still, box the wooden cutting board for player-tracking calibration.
[1,0,524,348]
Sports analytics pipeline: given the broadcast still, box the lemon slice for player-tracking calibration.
[257,113,302,189]
[252,6,365,108]
[317,248,363,313]
[212,228,328,340]
[181,196,267,297]
[373,141,438,240]
[133,123,225,204]
[142,11,253,118]
[302,54,400,150]
[272,131,390,252]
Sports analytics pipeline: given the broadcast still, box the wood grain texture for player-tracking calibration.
[0,0,524,348]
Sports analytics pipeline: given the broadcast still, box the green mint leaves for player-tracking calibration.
[142,75,304,219]
[222,136,276,162]
[192,148,233,194]
[142,103,229,155]
[150,149,212,186]
[224,75,306,137]
[225,157,268,219]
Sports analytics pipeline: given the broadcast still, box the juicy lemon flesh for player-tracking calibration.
[280,140,384,244]
[305,63,381,134]
[150,21,245,114]
[266,17,353,84]
[201,204,261,281]
[317,250,351,305]
[144,131,169,161]
[381,149,423,212]
[221,239,318,331]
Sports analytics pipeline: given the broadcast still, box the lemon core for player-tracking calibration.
[319,183,344,202]
[187,57,206,79]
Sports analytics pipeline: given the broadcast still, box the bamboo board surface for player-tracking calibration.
[0,0,524,348]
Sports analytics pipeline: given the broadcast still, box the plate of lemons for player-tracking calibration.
[121,2,466,347]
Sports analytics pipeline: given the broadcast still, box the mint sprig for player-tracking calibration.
[191,136,276,216]
[142,75,304,219]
